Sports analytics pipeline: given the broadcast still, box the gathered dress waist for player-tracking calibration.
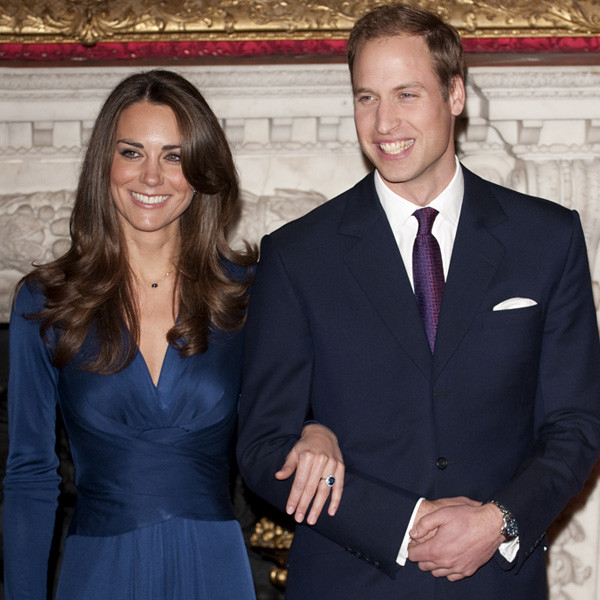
[62,402,236,537]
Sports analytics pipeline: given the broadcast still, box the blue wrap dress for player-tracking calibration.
[3,282,256,599]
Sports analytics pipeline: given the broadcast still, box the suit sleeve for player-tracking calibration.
[3,284,61,599]
[491,211,600,571]
[237,234,419,578]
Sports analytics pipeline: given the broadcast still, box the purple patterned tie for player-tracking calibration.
[413,207,445,352]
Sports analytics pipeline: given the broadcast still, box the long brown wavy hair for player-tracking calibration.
[23,69,257,373]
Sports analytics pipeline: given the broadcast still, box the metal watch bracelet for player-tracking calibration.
[489,500,519,540]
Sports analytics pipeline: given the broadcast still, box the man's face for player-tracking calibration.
[352,34,465,206]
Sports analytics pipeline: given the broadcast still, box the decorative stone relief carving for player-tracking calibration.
[549,519,593,600]
[232,189,327,248]
[0,191,72,321]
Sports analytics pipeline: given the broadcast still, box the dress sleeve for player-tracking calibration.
[3,283,61,599]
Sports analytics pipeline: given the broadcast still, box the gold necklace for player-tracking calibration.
[134,270,172,289]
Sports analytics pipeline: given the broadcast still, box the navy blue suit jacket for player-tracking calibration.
[237,167,600,599]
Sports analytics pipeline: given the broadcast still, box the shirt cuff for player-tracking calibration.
[396,497,425,566]
[498,536,519,562]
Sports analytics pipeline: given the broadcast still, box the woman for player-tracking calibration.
[3,70,343,599]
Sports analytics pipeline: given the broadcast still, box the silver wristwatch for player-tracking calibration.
[489,500,519,540]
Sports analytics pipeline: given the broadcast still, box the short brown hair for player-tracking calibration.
[347,3,465,101]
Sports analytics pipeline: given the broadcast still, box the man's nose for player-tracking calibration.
[375,100,400,135]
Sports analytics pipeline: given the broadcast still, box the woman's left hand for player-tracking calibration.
[275,423,345,525]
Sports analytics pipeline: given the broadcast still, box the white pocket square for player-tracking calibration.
[493,297,538,311]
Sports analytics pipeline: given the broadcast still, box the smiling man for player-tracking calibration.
[237,4,600,599]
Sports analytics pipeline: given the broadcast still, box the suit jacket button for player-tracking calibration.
[436,457,449,470]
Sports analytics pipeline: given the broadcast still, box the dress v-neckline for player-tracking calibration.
[138,343,170,390]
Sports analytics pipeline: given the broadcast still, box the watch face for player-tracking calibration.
[504,517,519,540]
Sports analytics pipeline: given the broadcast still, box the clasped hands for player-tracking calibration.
[407,497,506,581]
[274,426,505,582]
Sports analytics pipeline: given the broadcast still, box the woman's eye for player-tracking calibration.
[120,149,139,159]
[165,152,182,162]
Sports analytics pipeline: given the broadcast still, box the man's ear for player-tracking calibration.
[449,75,466,117]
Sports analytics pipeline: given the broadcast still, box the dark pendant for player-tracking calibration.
[151,283,158,288]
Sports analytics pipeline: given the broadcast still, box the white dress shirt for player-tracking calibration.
[375,156,464,289]
[373,159,519,566]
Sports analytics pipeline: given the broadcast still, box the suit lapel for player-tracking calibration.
[340,173,433,378]
[433,168,507,379]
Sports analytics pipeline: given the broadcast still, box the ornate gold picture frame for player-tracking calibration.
[1,0,599,46]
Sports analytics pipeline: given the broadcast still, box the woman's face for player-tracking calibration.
[110,101,195,240]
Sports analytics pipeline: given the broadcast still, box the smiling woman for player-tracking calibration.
[110,102,195,242]
[3,69,259,599]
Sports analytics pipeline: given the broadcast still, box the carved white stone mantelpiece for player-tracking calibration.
[1,62,600,599]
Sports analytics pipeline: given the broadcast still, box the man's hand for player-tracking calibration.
[275,423,345,525]
[412,496,482,535]
[408,500,505,581]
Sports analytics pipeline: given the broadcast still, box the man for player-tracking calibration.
[237,3,600,599]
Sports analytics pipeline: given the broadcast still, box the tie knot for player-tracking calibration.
[413,207,439,235]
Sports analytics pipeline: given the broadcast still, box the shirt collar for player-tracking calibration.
[375,157,464,228]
